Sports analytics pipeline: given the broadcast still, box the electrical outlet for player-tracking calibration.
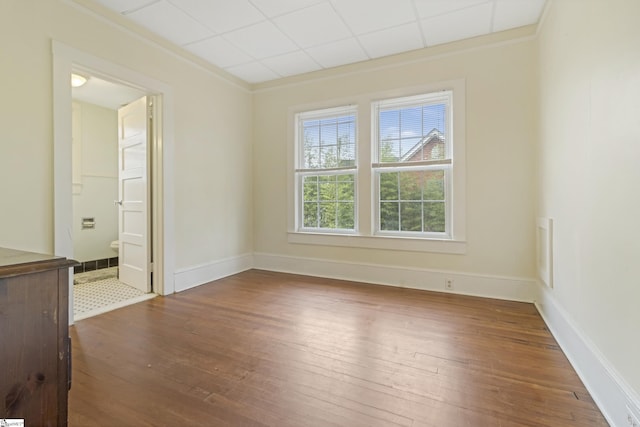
[628,405,640,427]
[445,278,454,290]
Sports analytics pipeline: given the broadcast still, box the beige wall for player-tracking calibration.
[0,0,253,269]
[253,34,538,279]
[72,101,118,262]
[537,0,640,398]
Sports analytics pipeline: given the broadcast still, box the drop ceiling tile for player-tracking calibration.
[359,22,424,59]
[94,0,156,14]
[169,0,264,33]
[274,3,351,48]
[331,0,416,35]
[224,21,298,59]
[421,2,493,46]
[493,0,546,32]
[92,0,547,85]
[225,61,281,83]
[126,1,213,46]
[261,50,322,77]
[306,37,369,69]
[414,0,489,19]
[184,36,252,68]
[249,0,325,18]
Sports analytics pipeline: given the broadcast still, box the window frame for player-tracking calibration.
[294,105,358,234]
[371,91,453,239]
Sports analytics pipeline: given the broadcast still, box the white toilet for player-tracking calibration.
[110,240,119,253]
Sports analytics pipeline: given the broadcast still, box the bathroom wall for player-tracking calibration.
[72,100,118,262]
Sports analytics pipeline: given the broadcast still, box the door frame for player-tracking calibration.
[52,41,175,323]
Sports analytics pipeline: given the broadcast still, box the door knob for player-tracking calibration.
[114,200,123,206]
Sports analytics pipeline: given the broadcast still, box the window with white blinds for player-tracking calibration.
[372,91,453,238]
[289,80,465,253]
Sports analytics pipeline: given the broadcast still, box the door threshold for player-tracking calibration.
[74,293,157,321]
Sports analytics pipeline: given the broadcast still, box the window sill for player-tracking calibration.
[287,232,466,254]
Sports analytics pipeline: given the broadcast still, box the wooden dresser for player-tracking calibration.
[0,248,77,427]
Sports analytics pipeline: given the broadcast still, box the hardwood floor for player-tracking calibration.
[68,270,608,426]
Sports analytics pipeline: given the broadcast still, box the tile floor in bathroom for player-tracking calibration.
[73,267,155,320]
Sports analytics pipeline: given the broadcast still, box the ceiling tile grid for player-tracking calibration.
[92,0,546,84]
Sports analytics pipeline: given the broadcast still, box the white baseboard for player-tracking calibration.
[253,252,536,302]
[174,253,253,292]
[535,284,640,427]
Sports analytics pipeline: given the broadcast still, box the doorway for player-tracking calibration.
[70,76,155,319]
[53,41,176,325]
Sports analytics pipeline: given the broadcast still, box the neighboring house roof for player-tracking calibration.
[400,128,444,162]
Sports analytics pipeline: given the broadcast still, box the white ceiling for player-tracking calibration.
[72,74,146,110]
[91,0,546,84]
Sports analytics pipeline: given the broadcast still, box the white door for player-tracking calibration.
[117,96,151,293]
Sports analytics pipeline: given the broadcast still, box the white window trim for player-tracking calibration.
[288,79,466,255]
[288,231,466,254]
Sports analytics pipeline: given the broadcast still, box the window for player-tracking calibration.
[289,80,465,254]
[295,106,357,232]
[373,91,452,238]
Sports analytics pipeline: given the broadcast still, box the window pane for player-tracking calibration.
[301,173,354,230]
[302,125,319,168]
[337,202,354,229]
[337,120,355,167]
[338,143,355,167]
[400,137,421,161]
[337,180,354,202]
[379,110,399,140]
[303,202,318,227]
[378,168,447,234]
[320,124,338,146]
[303,181,318,202]
[319,176,336,201]
[428,142,445,161]
[302,113,355,170]
[380,172,398,201]
[338,121,355,144]
[380,202,399,231]
[319,145,338,168]
[400,202,422,232]
[400,106,422,139]
[423,103,446,135]
[424,170,445,200]
[380,139,400,162]
[304,125,320,146]
[319,203,335,228]
[399,171,422,201]
[379,102,448,164]
[424,201,445,232]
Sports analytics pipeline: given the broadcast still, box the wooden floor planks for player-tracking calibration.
[68,270,608,426]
